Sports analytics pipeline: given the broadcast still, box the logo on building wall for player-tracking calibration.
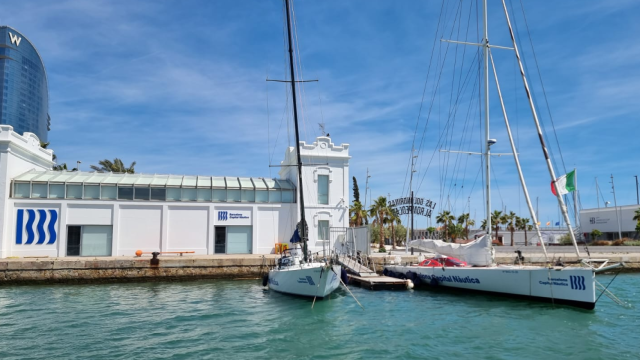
[589,217,596,224]
[8,32,22,46]
[218,211,228,221]
[570,275,586,290]
[15,209,58,245]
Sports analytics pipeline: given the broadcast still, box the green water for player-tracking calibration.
[1,274,638,359]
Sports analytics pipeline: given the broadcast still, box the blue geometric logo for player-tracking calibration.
[218,211,228,221]
[570,275,586,290]
[15,209,58,245]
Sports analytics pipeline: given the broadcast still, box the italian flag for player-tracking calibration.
[551,170,576,196]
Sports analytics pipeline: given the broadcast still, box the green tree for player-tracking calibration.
[52,163,78,172]
[492,210,503,243]
[457,213,471,240]
[349,201,367,227]
[507,212,517,246]
[426,226,436,239]
[448,223,464,242]
[40,141,57,162]
[517,217,531,246]
[352,176,360,203]
[480,219,487,231]
[633,208,640,238]
[590,229,602,242]
[387,209,401,249]
[90,158,136,173]
[369,196,389,251]
[436,210,455,242]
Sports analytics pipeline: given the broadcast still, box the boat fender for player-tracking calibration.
[262,274,269,287]
[430,277,438,287]
[341,268,349,285]
[382,268,389,277]
[406,279,414,289]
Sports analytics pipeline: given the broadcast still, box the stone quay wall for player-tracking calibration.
[0,255,279,285]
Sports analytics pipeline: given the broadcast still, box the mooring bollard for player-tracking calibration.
[150,252,160,266]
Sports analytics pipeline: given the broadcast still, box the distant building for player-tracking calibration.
[0,26,50,142]
[580,205,640,240]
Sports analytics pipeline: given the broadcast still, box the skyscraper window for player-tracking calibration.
[0,26,50,142]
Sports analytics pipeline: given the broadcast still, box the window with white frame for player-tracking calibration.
[318,175,329,205]
[318,220,329,240]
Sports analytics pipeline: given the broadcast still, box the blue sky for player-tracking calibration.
[2,0,639,228]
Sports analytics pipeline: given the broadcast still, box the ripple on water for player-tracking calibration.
[0,275,639,359]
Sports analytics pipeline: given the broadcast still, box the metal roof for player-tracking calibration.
[12,170,295,190]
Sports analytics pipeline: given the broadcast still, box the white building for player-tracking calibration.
[0,125,349,258]
[580,205,640,240]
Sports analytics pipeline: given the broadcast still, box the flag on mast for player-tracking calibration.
[551,170,576,196]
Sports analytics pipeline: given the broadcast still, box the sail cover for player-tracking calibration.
[290,228,302,243]
[408,235,494,266]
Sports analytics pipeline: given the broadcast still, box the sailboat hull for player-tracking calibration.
[384,264,597,309]
[268,264,342,298]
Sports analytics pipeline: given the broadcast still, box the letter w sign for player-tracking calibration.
[9,32,22,46]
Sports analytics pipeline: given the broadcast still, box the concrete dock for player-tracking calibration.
[0,246,638,285]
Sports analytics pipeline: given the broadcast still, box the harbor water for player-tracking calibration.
[1,274,638,359]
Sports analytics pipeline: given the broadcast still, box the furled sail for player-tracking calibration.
[408,235,494,266]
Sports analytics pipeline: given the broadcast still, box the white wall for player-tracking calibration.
[0,134,346,258]
[0,127,54,257]
[279,136,350,252]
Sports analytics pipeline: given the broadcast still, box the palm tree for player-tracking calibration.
[369,196,389,250]
[491,210,503,242]
[90,158,136,173]
[519,218,531,246]
[40,141,57,162]
[633,208,640,238]
[499,213,509,245]
[52,163,78,172]
[448,223,464,242]
[467,219,476,239]
[480,219,487,231]
[387,210,401,249]
[436,210,455,242]
[349,201,367,227]
[457,213,471,240]
[507,212,517,246]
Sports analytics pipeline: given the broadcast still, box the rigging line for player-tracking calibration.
[491,163,504,212]
[450,78,479,206]
[403,0,446,198]
[414,0,464,179]
[517,0,567,174]
[444,73,479,201]
[415,50,481,193]
[509,0,560,177]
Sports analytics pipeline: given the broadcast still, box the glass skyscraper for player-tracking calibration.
[0,26,50,142]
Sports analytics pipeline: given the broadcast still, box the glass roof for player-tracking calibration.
[239,178,254,189]
[12,170,295,190]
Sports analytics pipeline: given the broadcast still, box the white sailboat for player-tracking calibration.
[385,0,622,310]
[267,0,341,299]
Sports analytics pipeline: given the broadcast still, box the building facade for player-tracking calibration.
[0,26,50,142]
[0,126,349,258]
[580,205,640,240]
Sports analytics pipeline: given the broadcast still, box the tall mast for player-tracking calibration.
[483,0,491,237]
[500,0,579,257]
[284,0,308,262]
